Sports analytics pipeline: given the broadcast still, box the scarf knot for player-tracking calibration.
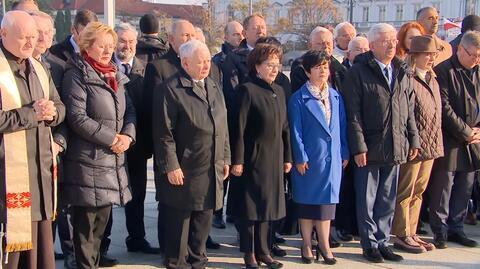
[82,52,118,92]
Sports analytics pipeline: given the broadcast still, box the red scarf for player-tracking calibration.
[82,52,118,92]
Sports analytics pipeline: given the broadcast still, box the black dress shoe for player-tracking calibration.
[271,243,287,257]
[362,248,384,263]
[54,252,64,260]
[64,254,77,269]
[256,255,283,269]
[378,245,403,261]
[448,232,478,247]
[126,238,161,254]
[99,253,119,267]
[433,234,448,249]
[206,235,221,249]
[315,246,336,265]
[212,215,226,229]
[337,230,354,242]
[274,235,286,244]
[329,236,342,248]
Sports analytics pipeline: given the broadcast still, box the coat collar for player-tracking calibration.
[300,83,339,135]
[178,71,217,103]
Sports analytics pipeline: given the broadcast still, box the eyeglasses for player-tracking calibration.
[263,62,282,71]
[378,39,398,47]
[462,45,480,60]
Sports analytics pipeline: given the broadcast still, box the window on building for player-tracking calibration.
[413,3,421,19]
[363,6,369,22]
[396,4,404,21]
[379,5,386,22]
[274,9,280,24]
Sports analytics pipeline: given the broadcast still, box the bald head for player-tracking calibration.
[12,0,39,11]
[168,20,196,54]
[225,21,244,48]
[1,10,38,59]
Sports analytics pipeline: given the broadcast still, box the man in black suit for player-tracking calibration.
[113,22,160,255]
[212,20,244,71]
[153,39,230,269]
[49,9,98,62]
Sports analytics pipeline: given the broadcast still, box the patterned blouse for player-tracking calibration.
[306,80,331,125]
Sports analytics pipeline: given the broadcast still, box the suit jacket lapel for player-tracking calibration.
[180,75,207,103]
[301,86,331,135]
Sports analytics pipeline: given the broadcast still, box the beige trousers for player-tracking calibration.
[391,159,434,237]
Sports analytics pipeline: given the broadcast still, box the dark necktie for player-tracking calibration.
[194,80,207,100]
[122,63,130,76]
[383,67,390,84]
[425,71,432,85]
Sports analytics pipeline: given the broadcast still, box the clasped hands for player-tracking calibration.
[34,98,56,121]
[467,127,480,144]
[167,165,230,186]
[110,134,131,154]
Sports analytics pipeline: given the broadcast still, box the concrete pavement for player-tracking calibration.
[54,167,480,269]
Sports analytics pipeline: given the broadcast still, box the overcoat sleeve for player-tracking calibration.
[339,94,350,160]
[232,85,251,165]
[287,94,309,164]
[121,90,136,143]
[435,65,473,141]
[343,67,368,155]
[152,83,180,174]
[45,74,66,128]
[0,102,38,133]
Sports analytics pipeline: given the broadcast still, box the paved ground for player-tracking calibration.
[54,160,480,269]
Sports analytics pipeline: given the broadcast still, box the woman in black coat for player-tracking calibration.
[230,43,292,269]
[61,22,135,269]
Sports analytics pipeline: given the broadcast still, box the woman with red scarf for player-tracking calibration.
[61,21,136,269]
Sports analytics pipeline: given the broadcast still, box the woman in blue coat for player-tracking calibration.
[288,50,349,265]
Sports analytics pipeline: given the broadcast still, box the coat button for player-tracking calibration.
[326,137,331,142]
[326,157,331,162]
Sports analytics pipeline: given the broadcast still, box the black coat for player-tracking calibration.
[229,75,292,221]
[61,54,136,207]
[153,72,230,211]
[135,35,169,63]
[290,54,347,92]
[49,35,76,62]
[212,42,235,69]
[450,33,463,56]
[143,47,182,163]
[343,51,420,165]
[434,55,480,171]
[117,57,149,158]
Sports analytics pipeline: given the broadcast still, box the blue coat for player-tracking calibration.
[288,83,349,205]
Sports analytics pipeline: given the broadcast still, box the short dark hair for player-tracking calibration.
[247,43,283,75]
[416,7,437,20]
[243,14,264,30]
[255,36,281,46]
[73,9,98,29]
[302,50,331,73]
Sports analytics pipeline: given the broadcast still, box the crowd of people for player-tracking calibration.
[0,0,479,269]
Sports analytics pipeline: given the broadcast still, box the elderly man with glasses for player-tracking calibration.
[429,30,480,249]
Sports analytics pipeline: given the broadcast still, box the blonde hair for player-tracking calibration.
[78,21,117,53]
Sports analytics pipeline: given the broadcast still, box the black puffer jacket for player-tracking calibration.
[135,35,169,63]
[343,51,420,165]
[61,54,135,207]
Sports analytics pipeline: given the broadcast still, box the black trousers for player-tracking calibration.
[3,220,55,269]
[124,151,148,241]
[334,162,357,234]
[72,205,112,269]
[163,205,213,269]
[239,220,271,256]
[100,207,113,254]
[52,204,75,256]
[429,169,475,237]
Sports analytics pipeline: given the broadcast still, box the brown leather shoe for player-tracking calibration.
[392,236,426,254]
[412,234,436,251]
[464,212,478,225]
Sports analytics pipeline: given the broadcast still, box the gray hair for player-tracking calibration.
[309,26,332,42]
[416,6,437,20]
[367,23,396,43]
[1,10,32,29]
[179,39,209,59]
[460,30,480,49]
[348,36,369,51]
[334,21,356,38]
[169,19,191,35]
[115,22,138,36]
[28,10,54,26]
